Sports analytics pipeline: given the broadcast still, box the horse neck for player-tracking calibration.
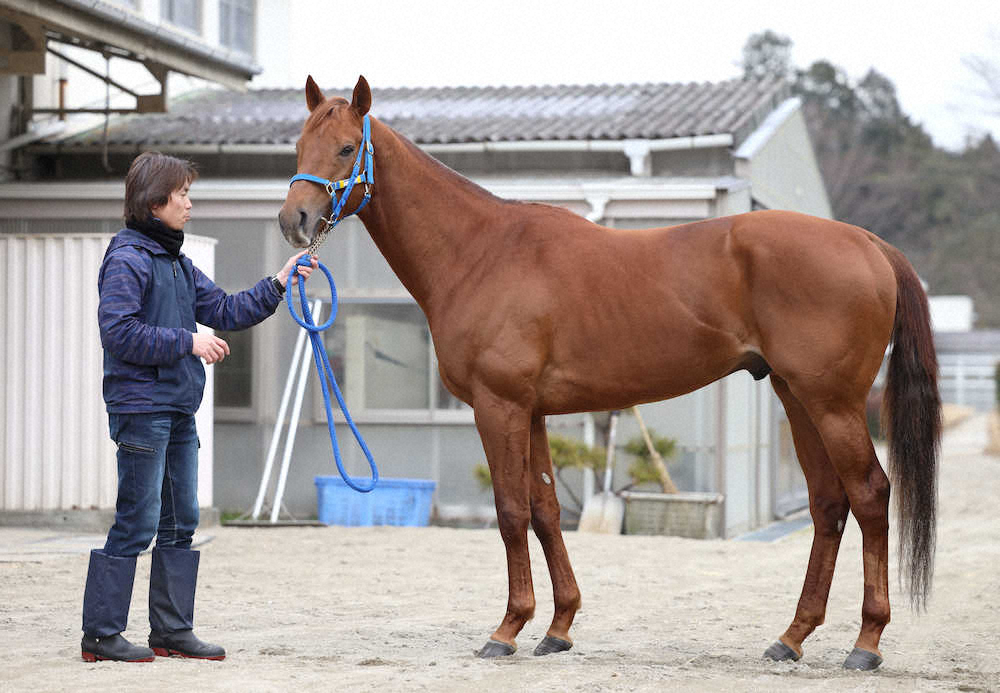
[357,119,504,316]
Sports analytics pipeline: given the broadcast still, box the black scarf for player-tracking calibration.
[129,216,184,258]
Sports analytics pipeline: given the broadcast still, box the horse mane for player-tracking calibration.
[384,123,615,239]
[385,123,523,208]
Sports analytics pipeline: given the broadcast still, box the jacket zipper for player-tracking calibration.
[174,259,197,410]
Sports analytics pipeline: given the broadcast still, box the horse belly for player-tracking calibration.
[536,327,743,414]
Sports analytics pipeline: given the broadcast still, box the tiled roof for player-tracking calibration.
[53,77,789,149]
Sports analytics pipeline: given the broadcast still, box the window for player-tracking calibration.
[214,328,253,408]
[219,0,254,54]
[323,303,468,412]
[162,0,201,34]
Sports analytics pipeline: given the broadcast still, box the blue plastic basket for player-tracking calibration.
[314,476,436,527]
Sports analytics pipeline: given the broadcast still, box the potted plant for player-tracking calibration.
[474,407,722,538]
[618,406,724,539]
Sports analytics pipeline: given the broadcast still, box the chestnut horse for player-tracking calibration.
[278,76,940,670]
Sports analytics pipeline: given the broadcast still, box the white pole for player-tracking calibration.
[582,413,595,499]
[603,411,619,494]
[956,356,966,406]
[271,301,325,523]
[251,299,320,519]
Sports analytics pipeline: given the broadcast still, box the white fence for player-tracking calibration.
[938,353,998,411]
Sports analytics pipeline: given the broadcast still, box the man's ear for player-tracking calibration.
[351,75,372,116]
[305,75,325,111]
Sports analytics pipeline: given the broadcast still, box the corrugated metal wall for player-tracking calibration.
[0,232,217,512]
[1,233,116,510]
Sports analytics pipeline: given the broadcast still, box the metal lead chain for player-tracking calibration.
[307,223,332,256]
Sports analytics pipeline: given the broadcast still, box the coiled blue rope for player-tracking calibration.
[285,256,378,492]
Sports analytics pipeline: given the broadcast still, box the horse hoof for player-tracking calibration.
[843,647,882,670]
[763,641,800,662]
[533,635,572,656]
[476,639,516,658]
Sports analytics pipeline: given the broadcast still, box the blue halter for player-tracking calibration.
[285,113,378,493]
[289,113,374,240]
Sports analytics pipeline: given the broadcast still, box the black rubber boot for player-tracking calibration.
[81,550,152,662]
[148,547,225,660]
[81,633,155,663]
[149,629,225,660]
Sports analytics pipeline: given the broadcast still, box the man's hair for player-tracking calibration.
[123,151,198,226]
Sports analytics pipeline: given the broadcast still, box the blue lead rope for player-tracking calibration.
[285,257,378,492]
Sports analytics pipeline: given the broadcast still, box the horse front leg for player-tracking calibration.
[473,391,535,658]
[528,413,581,656]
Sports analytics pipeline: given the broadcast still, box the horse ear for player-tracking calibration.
[351,75,372,116]
[305,75,325,112]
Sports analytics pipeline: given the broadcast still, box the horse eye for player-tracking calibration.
[339,145,355,157]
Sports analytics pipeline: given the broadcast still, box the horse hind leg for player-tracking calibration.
[764,376,851,664]
[810,404,890,670]
[472,390,536,658]
[527,413,581,656]
[782,378,891,670]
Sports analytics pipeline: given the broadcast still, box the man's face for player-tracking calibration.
[151,182,192,230]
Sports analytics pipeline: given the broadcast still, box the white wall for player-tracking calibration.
[734,99,833,218]
[930,295,975,332]
[250,0,296,88]
[184,234,219,509]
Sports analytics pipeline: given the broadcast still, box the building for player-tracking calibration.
[1,2,832,536]
[1,0,256,523]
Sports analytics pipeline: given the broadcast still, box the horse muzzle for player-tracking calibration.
[277,203,323,249]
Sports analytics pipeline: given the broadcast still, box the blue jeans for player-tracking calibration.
[104,412,200,557]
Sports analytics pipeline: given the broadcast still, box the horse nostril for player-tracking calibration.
[299,211,307,229]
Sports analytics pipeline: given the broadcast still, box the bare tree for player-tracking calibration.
[964,56,1000,107]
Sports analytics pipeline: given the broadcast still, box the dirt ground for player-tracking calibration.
[1,414,998,693]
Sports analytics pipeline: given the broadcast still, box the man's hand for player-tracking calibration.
[276,251,319,289]
[192,332,230,364]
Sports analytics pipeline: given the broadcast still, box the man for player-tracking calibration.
[81,151,316,662]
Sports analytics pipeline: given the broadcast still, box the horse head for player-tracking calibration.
[278,74,372,248]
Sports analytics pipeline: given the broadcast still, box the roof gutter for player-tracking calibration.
[36,133,735,174]
[423,133,734,176]
[0,120,66,153]
[734,97,801,160]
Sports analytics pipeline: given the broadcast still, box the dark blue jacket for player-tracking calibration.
[98,228,283,415]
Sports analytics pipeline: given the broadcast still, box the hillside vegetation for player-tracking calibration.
[744,31,1000,326]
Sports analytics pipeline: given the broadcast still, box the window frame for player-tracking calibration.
[212,325,257,422]
[161,0,202,36]
[218,0,256,55]
[312,296,474,425]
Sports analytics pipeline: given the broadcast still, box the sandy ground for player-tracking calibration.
[2,414,999,693]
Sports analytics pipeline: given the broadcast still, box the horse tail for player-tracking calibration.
[877,238,941,610]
